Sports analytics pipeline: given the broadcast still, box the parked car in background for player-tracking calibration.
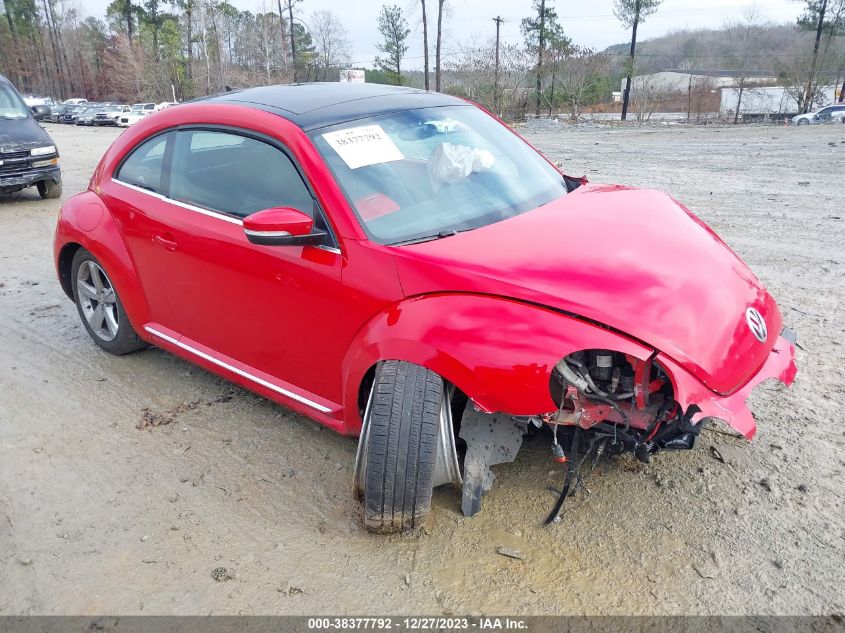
[76,106,103,126]
[63,98,88,105]
[76,105,116,127]
[92,106,119,126]
[49,104,69,123]
[155,101,178,111]
[791,104,845,125]
[103,104,130,125]
[61,105,84,124]
[0,73,62,199]
[117,102,156,127]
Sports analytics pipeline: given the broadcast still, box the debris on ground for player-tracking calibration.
[211,567,233,582]
[496,547,525,560]
[138,401,200,430]
[709,446,726,463]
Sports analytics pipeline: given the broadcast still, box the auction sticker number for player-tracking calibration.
[322,125,404,170]
[307,618,393,630]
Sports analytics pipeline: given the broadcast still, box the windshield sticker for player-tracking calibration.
[322,125,404,169]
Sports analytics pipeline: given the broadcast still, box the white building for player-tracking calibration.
[623,70,776,95]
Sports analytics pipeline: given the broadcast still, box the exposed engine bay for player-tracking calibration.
[459,349,707,524]
[549,349,702,456]
[539,349,704,523]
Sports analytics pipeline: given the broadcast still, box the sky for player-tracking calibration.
[81,0,806,69]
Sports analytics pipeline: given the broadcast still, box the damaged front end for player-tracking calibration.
[458,330,797,523]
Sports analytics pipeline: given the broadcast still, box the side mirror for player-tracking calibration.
[243,207,326,246]
[32,104,50,120]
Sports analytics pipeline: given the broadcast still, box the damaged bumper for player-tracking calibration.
[659,329,798,439]
[0,165,61,193]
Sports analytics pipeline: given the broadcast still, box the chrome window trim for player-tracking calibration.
[144,325,332,414]
[111,178,243,225]
[112,179,344,255]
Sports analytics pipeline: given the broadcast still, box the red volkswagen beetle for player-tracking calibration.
[54,84,796,532]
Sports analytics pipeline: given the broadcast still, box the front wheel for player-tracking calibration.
[354,361,448,533]
[797,118,810,126]
[37,179,61,199]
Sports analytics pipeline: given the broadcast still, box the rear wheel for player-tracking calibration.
[71,248,147,355]
[797,118,810,126]
[37,179,61,199]
[354,361,447,533]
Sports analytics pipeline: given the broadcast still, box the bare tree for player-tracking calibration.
[310,9,350,81]
[444,37,534,118]
[679,34,701,121]
[556,47,610,120]
[724,7,765,123]
[630,70,660,121]
[284,0,300,82]
[614,0,662,120]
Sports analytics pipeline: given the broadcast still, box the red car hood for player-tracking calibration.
[391,184,783,395]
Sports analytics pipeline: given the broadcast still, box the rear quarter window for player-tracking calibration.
[115,133,172,194]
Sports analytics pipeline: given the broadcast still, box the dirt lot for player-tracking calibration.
[1,121,843,616]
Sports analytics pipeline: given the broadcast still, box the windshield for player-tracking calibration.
[0,84,31,120]
[310,106,568,245]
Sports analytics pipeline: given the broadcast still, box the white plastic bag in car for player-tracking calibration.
[428,142,495,192]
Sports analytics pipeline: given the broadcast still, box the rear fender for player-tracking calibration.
[341,293,655,436]
[54,190,152,333]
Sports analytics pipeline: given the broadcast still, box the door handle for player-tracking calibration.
[153,234,177,252]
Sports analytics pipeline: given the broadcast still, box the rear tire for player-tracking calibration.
[360,361,442,534]
[37,179,61,199]
[71,248,147,355]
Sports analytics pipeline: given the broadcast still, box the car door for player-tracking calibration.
[104,131,183,332]
[147,128,347,406]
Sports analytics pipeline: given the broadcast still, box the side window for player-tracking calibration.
[169,130,314,218]
[116,132,171,194]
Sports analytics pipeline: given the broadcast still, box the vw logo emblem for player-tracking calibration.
[745,307,767,343]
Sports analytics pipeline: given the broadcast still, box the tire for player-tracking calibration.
[361,360,443,533]
[71,248,147,355]
[37,179,61,199]
[797,119,809,126]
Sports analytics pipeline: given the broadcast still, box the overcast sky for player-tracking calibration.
[82,0,804,69]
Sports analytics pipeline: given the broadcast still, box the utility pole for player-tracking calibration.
[286,0,299,83]
[422,0,430,90]
[535,0,546,117]
[493,16,504,116]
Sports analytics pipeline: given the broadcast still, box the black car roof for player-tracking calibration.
[203,83,468,131]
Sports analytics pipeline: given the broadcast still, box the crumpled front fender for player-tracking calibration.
[341,293,655,436]
[658,331,797,439]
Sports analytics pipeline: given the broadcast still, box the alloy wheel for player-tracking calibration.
[76,260,119,342]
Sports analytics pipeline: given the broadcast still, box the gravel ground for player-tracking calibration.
[1,121,843,616]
